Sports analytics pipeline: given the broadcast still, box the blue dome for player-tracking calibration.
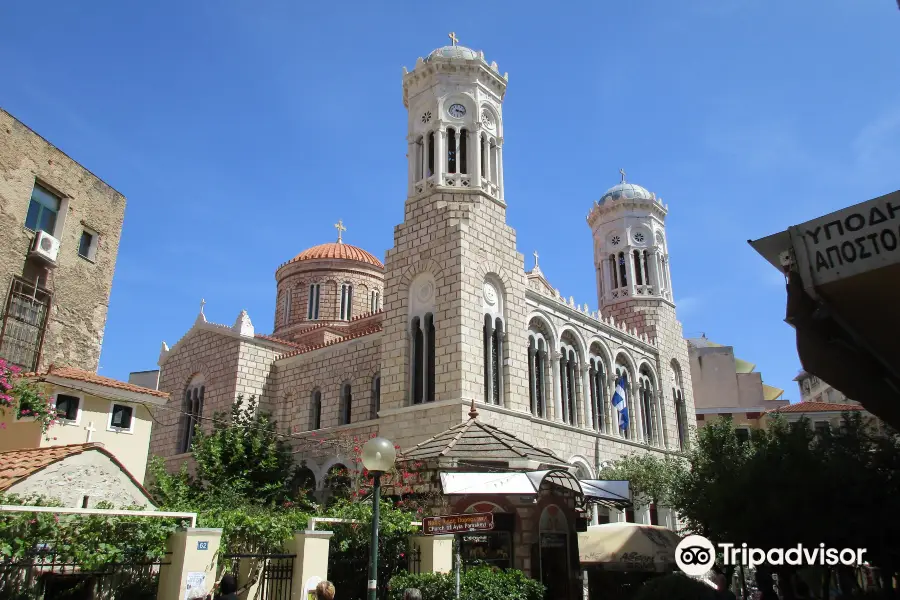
[425,45,480,62]
[600,182,655,204]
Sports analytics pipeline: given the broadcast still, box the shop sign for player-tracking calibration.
[422,512,494,535]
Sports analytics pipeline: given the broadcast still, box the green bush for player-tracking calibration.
[388,567,544,600]
[633,573,717,600]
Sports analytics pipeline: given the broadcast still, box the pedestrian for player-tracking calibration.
[403,589,422,600]
[214,573,238,600]
[315,580,336,600]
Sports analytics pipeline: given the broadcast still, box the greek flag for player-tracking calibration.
[612,373,629,431]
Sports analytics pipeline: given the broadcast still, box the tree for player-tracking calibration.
[671,414,900,600]
[598,452,687,508]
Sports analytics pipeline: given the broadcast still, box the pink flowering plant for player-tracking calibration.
[0,358,58,437]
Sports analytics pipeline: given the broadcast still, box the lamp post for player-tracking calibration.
[362,437,396,600]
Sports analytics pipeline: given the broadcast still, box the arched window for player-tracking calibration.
[528,320,552,419]
[307,283,320,320]
[672,361,688,450]
[409,274,437,405]
[311,389,322,430]
[459,128,468,175]
[639,367,657,446]
[618,252,628,288]
[340,283,353,320]
[614,362,631,439]
[633,250,644,286]
[427,132,435,177]
[371,373,381,420]
[609,254,619,289]
[178,374,204,453]
[340,383,352,425]
[480,135,487,179]
[642,250,651,288]
[589,353,606,433]
[483,279,505,406]
[282,288,292,326]
[370,290,380,313]
[447,128,457,174]
[560,347,578,426]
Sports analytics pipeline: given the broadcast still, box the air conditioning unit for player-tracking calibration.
[30,230,60,264]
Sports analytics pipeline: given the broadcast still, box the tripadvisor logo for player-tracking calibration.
[675,535,867,576]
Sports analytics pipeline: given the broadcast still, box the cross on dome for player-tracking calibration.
[619,168,626,183]
[334,219,346,244]
[448,32,459,46]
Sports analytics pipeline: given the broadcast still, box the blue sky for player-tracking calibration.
[2,1,898,400]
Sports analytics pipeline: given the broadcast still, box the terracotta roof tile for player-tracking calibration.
[767,402,864,414]
[281,242,384,269]
[253,333,307,349]
[0,444,153,503]
[278,324,383,360]
[37,366,169,399]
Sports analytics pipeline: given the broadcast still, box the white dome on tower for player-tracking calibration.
[599,182,655,205]
[425,44,480,62]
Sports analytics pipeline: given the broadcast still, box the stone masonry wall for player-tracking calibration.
[274,262,383,340]
[0,109,126,372]
[8,451,153,508]
[276,333,382,433]
[150,330,242,465]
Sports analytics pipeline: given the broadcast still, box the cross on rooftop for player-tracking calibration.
[448,32,458,46]
[533,250,539,269]
[334,219,346,243]
[619,168,626,183]
[199,298,206,316]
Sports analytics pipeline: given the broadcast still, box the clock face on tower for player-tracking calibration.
[448,104,466,118]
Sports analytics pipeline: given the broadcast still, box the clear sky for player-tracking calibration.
[2,1,898,400]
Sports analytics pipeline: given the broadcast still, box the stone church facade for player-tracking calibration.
[148,40,696,520]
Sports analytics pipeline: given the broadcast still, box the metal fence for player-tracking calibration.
[222,553,296,600]
[406,545,422,575]
[0,548,170,600]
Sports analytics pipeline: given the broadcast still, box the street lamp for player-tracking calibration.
[362,437,396,600]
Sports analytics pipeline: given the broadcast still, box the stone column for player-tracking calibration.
[648,249,660,292]
[410,534,454,573]
[638,251,647,289]
[656,390,669,449]
[528,344,537,415]
[591,505,600,527]
[435,128,446,185]
[407,136,416,193]
[156,528,222,600]
[472,128,482,188]
[631,385,644,444]
[552,351,563,422]
[497,142,505,201]
[483,139,492,185]
[286,530,334,600]
[581,364,592,430]
[540,350,551,419]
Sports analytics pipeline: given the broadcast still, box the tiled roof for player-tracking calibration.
[28,365,168,399]
[253,333,307,349]
[278,324,383,360]
[0,443,153,502]
[401,401,568,468]
[282,242,384,269]
[767,402,864,414]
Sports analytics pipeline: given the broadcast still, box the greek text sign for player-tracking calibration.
[422,512,494,535]
[797,191,900,286]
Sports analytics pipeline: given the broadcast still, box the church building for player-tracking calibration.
[148,37,696,525]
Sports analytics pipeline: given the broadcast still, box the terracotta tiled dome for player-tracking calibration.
[288,242,384,269]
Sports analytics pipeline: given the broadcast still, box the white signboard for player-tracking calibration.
[186,571,207,598]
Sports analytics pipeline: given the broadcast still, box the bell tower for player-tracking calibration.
[587,172,693,447]
[379,36,529,421]
[403,32,507,202]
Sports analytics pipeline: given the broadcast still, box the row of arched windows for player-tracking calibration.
[412,130,500,185]
[606,249,671,295]
[309,375,381,431]
[524,325,691,451]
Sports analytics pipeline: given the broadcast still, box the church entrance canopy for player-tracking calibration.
[749,189,900,430]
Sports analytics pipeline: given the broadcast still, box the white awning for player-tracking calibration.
[440,471,631,508]
[440,472,538,495]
